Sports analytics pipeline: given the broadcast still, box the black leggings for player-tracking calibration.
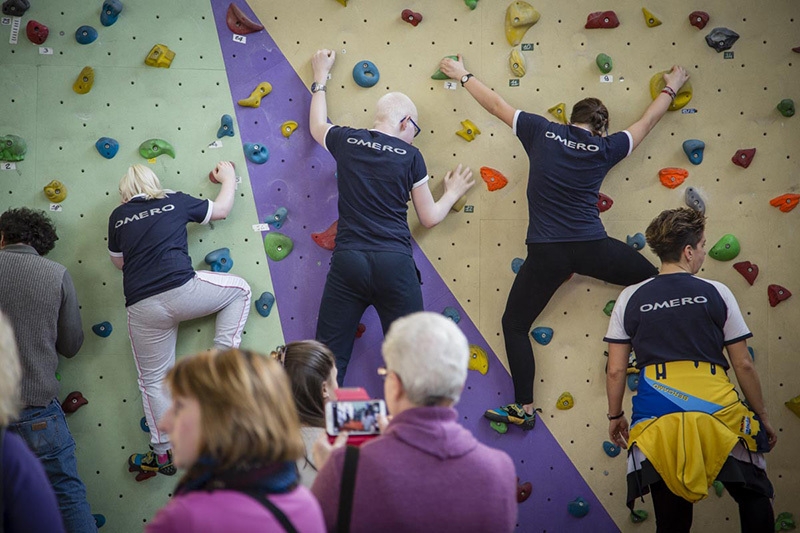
[502,238,657,405]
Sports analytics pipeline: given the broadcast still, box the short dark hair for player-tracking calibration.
[0,207,59,256]
[273,340,336,428]
[570,97,609,136]
[645,208,706,263]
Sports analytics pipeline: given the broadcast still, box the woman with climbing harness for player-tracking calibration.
[439,55,689,430]
[604,208,776,531]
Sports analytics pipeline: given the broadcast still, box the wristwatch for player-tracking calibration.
[310,82,326,93]
[460,73,474,87]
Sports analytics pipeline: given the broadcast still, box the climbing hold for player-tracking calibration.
[456,120,481,142]
[511,257,524,274]
[567,497,590,518]
[603,300,615,317]
[627,373,639,391]
[100,0,123,26]
[0,135,27,162]
[1,0,29,16]
[226,2,264,35]
[709,234,740,261]
[334,0,347,5]
[355,323,366,338]
[777,99,795,118]
[531,326,553,346]
[770,193,800,213]
[509,48,526,77]
[626,233,645,251]
[401,9,422,26]
[75,25,98,45]
[43,180,67,203]
[139,138,175,159]
[479,167,508,191]
[443,306,461,323]
[204,248,233,273]
[682,139,705,165]
[794,47,800,54]
[451,195,467,213]
[144,44,175,68]
[62,391,88,413]
[217,114,235,138]
[658,167,689,189]
[72,66,95,95]
[55,372,61,381]
[768,284,791,307]
[712,480,725,497]
[705,27,739,52]
[775,512,797,531]
[650,72,693,111]
[731,148,756,169]
[786,396,800,418]
[548,103,568,124]
[352,60,380,88]
[95,137,119,159]
[597,193,613,213]
[630,510,648,523]
[311,220,338,251]
[733,261,759,285]
[266,207,288,229]
[490,421,508,434]
[464,0,478,9]
[280,120,298,138]
[243,143,269,164]
[431,55,458,80]
[93,514,106,528]
[595,53,613,74]
[91,321,113,337]
[684,187,705,215]
[263,232,293,261]
[133,470,157,482]
[748,347,755,360]
[26,20,49,44]
[688,11,709,29]
[255,291,275,317]
[238,82,272,107]
[140,416,150,433]
[585,11,619,29]
[505,1,540,46]
[602,441,621,457]
[517,480,532,503]
[468,344,489,375]
[555,391,574,410]
[642,8,661,27]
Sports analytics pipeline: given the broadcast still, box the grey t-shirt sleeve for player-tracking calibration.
[56,270,84,358]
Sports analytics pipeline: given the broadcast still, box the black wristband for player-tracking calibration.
[607,411,625,420]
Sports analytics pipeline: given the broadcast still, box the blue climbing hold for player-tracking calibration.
[748,346,754,360]
[217,114,235,138]
[531,326,553,346]
[443,306,461,323]
[511,257,524,274]
[602,441,621,457]
[568,497,590,518]
[91,321,113,338]
[682,139,705,165]
[243,142,269,164]
[204,248,233,273]
[627,373,639,391]
[255,291,275,317]
[266,207,288,229]
[626,233,645,251]
[95,137,119,159]
[100,0,123,26]
[352,60,380,88]
[140,416,149,433]
[75,25,98,44]
[93,514,106,528]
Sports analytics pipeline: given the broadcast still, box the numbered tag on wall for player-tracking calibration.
[1,162,17,170]
[444,81,457,91]
[39,46,53,55]
[600,74,614,83]
[232,34,246,44]
[49,204,63,212]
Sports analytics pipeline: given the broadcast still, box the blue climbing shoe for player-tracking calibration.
[484,403,536,431]
[128,449,176,475]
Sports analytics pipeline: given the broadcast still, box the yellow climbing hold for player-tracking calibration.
[144,44,176,68]
[72,66,94,94]
[238,82,273,108]
[456,119,481,142]
[43,180,67,203]
[642,7,662,27]
[505,1,540,46]
[556,391,574,410]
[786,394,800,419]
[468,344,489,375]
[451,195,467,212]
[548,103,568,124]
[280,120,298,138]
[509,48,526,77]
[649,71,693,111]
[335,0,346,5]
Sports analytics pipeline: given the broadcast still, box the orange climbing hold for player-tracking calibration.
[769,193,800,213]
[480,167,508,191]
[658,168,688,189]
[311,220,338,250]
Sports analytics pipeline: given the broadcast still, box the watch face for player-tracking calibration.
[311,82,324,93]
[461,75,469,83]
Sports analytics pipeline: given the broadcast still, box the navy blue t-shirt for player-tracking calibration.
[108,192,211,306]
[604,273,752,369]
[325,126,428,255]
[514,111,632,243]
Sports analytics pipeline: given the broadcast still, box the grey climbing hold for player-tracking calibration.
[705,27,739,52]
[685,187,706,214]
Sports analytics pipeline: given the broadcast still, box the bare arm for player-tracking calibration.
[606,342,631,449]
[439,55,517,128]
[411,164,475,228]
[726,340,778,449]
[309,49,336,147]
[110,255,124,270]
[210,161,236,220]
[626,65,690,151]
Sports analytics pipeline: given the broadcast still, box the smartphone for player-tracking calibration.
[325,399,386,436]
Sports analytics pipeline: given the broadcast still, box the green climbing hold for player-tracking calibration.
[775,512,796,531]
[712,480,724,497]
[596,53,613,74]
[0,134,27,162]
[55,372,61,381]
[432,55,458,80]
[709,234,740,261]
[263,232,294,261]
[138,138,175,159]
[777,99,795,118]
[630,509,648,523]
[603,300,616,317]
[464,0,478,9]
[489,421,508,434]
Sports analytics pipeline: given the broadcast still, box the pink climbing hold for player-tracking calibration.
[61,391,88,413]
[767,284,791,307]
[733,261,758,285]
[731,148,756,169]
[401,9,422,26]
[517,478,533,503]
[585,11,620,29]
[355,323,366,338]
[311,220,338,251]
[597,192,614,213]
[688,11,709,30]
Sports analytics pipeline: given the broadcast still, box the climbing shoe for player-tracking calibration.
[484,403,537,431]
[128,449,176,476]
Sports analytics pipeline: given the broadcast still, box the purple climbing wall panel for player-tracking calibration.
[211,2,619,530]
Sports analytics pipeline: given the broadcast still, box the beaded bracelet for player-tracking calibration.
[661,85,677,100]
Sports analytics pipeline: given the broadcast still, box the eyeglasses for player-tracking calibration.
[402,116,421,138]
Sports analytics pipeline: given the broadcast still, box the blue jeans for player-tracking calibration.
[9,399,97,533]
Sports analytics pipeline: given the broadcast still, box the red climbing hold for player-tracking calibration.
[769,193,800,213]
[731,148,756,169]
[226,3,264,35]
[793,46,800,53]
[401,9,422,26]
[355,323,366,338]
[26,20,49,44]
[585,11,620,29]
[658,168,689,189]
[597,192,614,213]
[517,478,532,503]
[688,11,709,29]
[132,470,157,482]
[768,285,791,307]
[733,261,758,285]
[312,220,338,251]
[61,391,88,413]
[479,167,508,191]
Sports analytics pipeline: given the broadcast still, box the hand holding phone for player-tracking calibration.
[325,399,387,436]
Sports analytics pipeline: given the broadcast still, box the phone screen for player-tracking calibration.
[326,399,385,436]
